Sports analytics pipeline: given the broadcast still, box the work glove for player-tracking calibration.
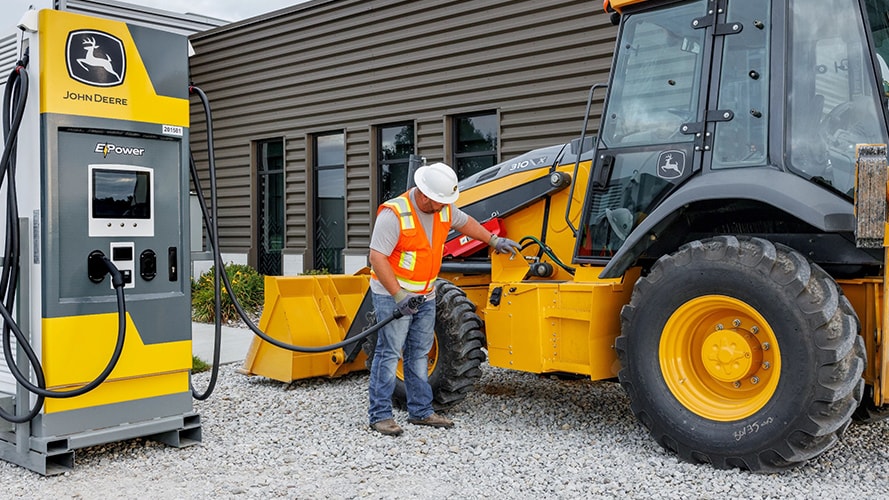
[489,235,521,256]
[394,289,422,317]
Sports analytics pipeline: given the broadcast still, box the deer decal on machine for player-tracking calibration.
[66,30,126,86]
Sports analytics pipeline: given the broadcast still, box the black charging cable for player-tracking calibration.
[0,55,130,423]
[1,255,128,399]
[187,85,415,398]
[0,56,44,423]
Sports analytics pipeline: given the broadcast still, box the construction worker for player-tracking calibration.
[367,162,520,436]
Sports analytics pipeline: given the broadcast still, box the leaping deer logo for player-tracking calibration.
[66,30,125,87]
[661,154,681,176]
[77,36,121,80]
[657,150,686,180]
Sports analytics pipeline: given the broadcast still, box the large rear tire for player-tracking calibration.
[616,236,864,471]
[364,279,486,410]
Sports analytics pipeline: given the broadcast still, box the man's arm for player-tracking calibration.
[454,216,495,244]
[370,248,421,316]
[369,249,403,296]
[454,213,521,255]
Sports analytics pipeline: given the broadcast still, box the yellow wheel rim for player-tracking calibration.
[659,295,781,421]
[396,335,439,381]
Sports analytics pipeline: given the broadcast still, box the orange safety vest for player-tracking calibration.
[372,191,452,294]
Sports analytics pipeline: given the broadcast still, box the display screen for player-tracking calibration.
[92,169,151,219]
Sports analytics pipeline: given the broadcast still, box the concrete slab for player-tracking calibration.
[191,322,255,366]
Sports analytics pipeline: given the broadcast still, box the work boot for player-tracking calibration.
[370,418,403,436]
[407,413,454,428]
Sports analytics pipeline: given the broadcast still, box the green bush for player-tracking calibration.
[300,268,330,275]
[192,355,211,373]
[192,263,264,323]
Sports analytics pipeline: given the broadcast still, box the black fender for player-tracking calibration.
[599,167,856,278]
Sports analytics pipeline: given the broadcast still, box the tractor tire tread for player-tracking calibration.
[616,236,864,472]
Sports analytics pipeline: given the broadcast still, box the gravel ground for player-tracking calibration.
[2,362,889,499]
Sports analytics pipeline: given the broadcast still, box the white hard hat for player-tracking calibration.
[414,162,459,204]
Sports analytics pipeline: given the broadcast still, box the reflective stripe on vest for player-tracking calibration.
[385,197,416,231]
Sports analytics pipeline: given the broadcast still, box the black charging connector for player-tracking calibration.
[87,250,125,288]
[392,295,425,319]
[88,250,107,283]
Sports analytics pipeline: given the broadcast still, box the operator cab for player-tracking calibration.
[575,0,889,270]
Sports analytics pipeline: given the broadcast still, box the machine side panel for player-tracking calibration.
[41,116,190,344]
[37,9,189,126]
[126,24,189,100]
[32,391,193,438]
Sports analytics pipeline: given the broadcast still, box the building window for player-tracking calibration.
[256,139,284,275]
[377,122,415,203]
[313,132,345,274]
[453,111,498,179]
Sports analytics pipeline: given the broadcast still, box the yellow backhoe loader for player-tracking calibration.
[244,0,889,471]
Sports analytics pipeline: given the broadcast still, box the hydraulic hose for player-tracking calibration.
[0,54,130,422]
[519,235,576,275]
[188,85,417,398]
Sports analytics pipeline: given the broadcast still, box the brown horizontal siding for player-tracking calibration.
[189,0,616,269]
[416,119,446,162]
[345,129,372,248]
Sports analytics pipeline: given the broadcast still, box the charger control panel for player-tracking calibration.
[109,242,135,289]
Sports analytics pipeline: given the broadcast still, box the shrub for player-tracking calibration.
[192,355,211,373]
[301,268,330,275]
[192,263,264,323]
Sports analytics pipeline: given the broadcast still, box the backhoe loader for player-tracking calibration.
[245,0,889,471]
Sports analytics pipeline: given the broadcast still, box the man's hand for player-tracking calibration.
[394,289,422,317]
[490,235,521,256]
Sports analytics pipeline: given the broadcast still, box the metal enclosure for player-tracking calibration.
[0,9,199,475]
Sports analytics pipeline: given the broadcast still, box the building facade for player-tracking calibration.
[187,0,617,275]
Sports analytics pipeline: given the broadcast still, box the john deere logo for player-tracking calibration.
[656,150,686,180]
[66,30,125,87]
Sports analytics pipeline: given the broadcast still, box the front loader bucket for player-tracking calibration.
[241,274,375,382]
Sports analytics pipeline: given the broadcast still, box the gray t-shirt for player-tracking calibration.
[369,189,469,296]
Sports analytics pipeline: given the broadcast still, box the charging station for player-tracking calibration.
[0,9,199,474]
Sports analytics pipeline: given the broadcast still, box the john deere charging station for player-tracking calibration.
[0,9,199,474]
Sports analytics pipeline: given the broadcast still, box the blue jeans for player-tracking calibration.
[368,292,435,425]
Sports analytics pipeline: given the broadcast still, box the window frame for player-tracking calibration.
[375,121,416,204]
[451,110,499,179]
[311,130,346,273]
[254,138,285,275]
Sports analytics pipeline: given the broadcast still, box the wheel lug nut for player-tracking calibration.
[733,381,741,388]
[762,361,770,370]
[750,376,759,384]
[762,342,770,351]
[733,319,741,327]
[716,323,724,331]
[751,326,759,334]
